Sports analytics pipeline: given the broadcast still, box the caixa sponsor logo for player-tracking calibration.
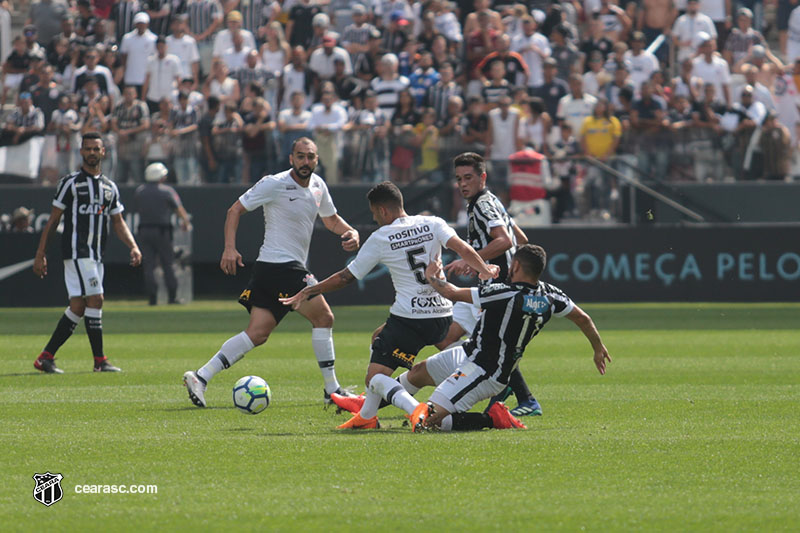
[78,203,106,215]
[546,252,800,287]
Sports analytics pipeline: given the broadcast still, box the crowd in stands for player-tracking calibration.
[2,0,800,221]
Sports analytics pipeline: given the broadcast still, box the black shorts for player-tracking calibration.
[238,261,317,323]
[370,314,452,371]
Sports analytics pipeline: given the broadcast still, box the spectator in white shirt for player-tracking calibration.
[212,10,256,59]
[431,0,462,43]
[736,63,775,111]
[511,15,550,90]
[557,73,598,138]
[672,0,717,63]
[691,34,732,106]
[222,31,252,71]
[120,12,158,92]
[309,33,353,88]
[278,90,312,164]
[786,5,800,65]
[624,31,659,94]
[166,15,200,87]
[143,36,182,113]
[309,90,347,184]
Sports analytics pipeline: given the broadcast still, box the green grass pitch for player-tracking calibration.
[1,302,799,532]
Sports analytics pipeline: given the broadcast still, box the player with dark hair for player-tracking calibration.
[440,152,544,417]
[183,137,361,407]
[402,244,611,431]
[280,181,499,429]
[32,132,142,374]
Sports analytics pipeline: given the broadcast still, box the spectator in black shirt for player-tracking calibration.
[47,37,72,80]
[390,88,420,183]
[460,95,489,155]
[580,13,614,68]
[531,58,568,118]
[2,36,32,106]
[29,65,62,128]
[75,0,97,39]
[198,95,219,182]
[287,0,322,48]
[332,58,361,103]
[353,28,382,83]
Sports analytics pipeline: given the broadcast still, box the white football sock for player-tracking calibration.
[359,389,382,419]
[369,373,417,414]
[397,370,420,396]
[439,415,453,431]
[312,328,341,394]
[198,331,254,383]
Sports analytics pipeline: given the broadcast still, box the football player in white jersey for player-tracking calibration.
[281,181,499,429]
[183,137,361,408]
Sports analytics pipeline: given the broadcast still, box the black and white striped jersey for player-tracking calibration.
[185,0,222,43]
[463,281,574,383]
[52,169,125,261]
[467,188,517,282]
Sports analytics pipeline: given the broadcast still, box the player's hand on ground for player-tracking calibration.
[341,229,360,251]
[444,259,472,277]
[594,345,611,375]
[478,264,501,281]
[33,254,47,278]
[279,290,306,310]
[220,248,244,275]
[130,247,142,267]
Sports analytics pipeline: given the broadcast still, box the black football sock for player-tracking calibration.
[450,412,493,431]
[84,308,104,361]
[43,308,82,356]
[509,368,534,404]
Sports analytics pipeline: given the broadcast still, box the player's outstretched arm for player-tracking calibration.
[321,214,360,251]
[220,200,247,275]
[566,305,611,375]
[425,260,473,303]
[445,236,500,280]
[445,225,512,276]
[512,222,528,245]
[280,268,356,310]
[33,206,64,278]
[112,213,142,267]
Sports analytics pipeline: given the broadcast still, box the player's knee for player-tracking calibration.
[86,294,104,308]
[69,300,86,317]
[311,310,334,329]
[248,331,269,346]
[407,362,426,386]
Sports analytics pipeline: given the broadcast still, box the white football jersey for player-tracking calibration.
[347,215,457,319]
[239,170,337,265]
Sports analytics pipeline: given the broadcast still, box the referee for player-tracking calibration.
[135,162,192,305]
[33,132,142,374]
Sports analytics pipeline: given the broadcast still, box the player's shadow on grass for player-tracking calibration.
[161,406,230,411]
[0,371,96,377]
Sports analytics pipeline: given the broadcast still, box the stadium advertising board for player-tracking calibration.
[1,224,797,305]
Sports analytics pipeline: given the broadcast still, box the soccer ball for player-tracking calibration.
[232,376,271,414]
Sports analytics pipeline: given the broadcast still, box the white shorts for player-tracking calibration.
[424,345,468,385]
[427,348,505,413]
[64,259,104,298]
[452,301,480,335]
